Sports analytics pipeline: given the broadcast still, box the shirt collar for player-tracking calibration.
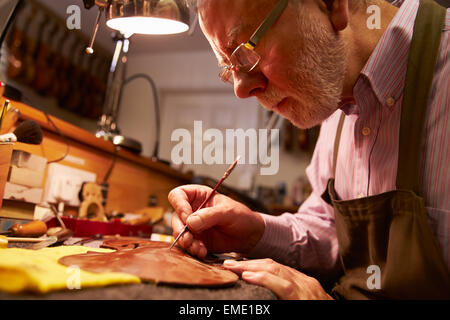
[358,0,419,110]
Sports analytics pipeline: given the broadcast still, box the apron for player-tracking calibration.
[321,0,450,300]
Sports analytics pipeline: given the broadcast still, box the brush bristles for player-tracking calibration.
[13,120,43,145]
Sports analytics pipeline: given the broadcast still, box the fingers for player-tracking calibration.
[168,188,193,223]
[186,206,232,233]
[171,214,207,258]
[171,214,193,248]
[241,270,296,300]
[222,259,283,276]
[224,259,333,300]
[188,239,208,258]
[168,185,216,224]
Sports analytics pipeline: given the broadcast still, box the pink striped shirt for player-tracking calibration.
[249,0,450,278]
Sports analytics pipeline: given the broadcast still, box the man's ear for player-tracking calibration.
[322,0,349,31]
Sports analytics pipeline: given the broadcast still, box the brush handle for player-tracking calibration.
[0,105,20,134]
[0,100,8,129]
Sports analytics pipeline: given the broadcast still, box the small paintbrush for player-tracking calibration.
[169,156,241,250]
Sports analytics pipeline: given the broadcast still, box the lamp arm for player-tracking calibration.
[121,74,161,160]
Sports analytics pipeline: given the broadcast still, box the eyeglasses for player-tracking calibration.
[219,0,288,84]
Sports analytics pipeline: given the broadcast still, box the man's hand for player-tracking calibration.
[223,259,333,300]
[168,184,265,258]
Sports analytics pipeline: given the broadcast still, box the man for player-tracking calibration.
[168,0,449,299]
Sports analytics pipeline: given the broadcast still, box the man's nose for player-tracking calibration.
[233,71,267,99]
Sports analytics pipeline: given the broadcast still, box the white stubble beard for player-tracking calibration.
[259,10,349,129]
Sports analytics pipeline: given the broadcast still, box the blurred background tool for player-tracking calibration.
[29,235,57,249]
[0,119,42,144]
[0,99,8,128]
[1,236,47,243]
[0,234,58,250]
[0,235,44,249]
[0,220,47,237]
[0,104,20,135]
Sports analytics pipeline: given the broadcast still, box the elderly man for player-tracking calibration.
[168,0,449,299]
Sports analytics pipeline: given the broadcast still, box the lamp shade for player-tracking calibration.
[106,0,190,35]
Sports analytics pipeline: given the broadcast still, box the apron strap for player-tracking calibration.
[396,0,446,192]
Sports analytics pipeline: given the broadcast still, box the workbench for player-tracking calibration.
[0,279,276,300]
[0,241,277,300]
[0,245,276,300]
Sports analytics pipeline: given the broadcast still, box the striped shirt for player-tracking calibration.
[249,0,450,277]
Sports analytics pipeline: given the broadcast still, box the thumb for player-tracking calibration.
[186,206,230,233]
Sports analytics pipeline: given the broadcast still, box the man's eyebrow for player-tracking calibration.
[226,25,241,51]
[216,23,251,66]
[227,22,254,51]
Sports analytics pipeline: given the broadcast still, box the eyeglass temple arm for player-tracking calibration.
[247,0,289,48]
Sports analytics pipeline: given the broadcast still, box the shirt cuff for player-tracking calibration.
[246,213,293,263]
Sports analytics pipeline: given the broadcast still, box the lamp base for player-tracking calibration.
[111,135,142,154]
[96,132,142,154]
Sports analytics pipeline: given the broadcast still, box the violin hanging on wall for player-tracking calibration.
[44,25,67,97]
[7,2,33,81]
[57,32,78,108]
[4,1,113,120]
[22,10,48,86]
[33,20,59,94]
[47,30,70,99]
[64,42,85,112]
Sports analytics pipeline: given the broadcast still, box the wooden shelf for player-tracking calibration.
[6,98,192,183]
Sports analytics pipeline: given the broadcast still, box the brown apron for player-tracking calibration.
[322,0,450,300]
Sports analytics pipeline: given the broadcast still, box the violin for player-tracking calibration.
[6,3,33,80]
[22,10,48,86]
[44,25,67,97]
[63,42,85,112]
[33,20,58,93]
[57,33,78,108]
[46,30,70,99]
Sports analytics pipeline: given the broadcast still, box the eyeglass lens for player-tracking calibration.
[220,44,261,83]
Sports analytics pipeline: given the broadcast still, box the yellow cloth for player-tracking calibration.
[0,246,140,294]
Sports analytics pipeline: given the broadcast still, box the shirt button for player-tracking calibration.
[362,127,371,136]
[386,97,396,107]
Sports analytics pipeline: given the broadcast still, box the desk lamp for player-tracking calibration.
[82,0,193,156]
